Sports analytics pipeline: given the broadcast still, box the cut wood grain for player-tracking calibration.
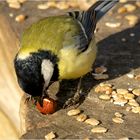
[0,14,23,133]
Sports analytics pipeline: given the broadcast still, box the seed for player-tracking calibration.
[117,7,127,14]
[93,74,109,80]
[128,99,139,107]
[126,106,132,112]
[18,0,27,3]
[67,109,81,116]
[125,15,138,26]
[15,14,26,22]
[91,127,107,133]
[76,114,87,122]
[121,38,127,42]
[56,2,69,10]
[105,22,121,28]
[132,89,140,96]
[135,74,140,80]
[131,106,140,113]
[117,89,129,95]
[100,83,112,87]
[119,0,128,3]
[113,98,128,106]
[99,94,111,100]
[124,93,135,100]
[9,2,21,9]
[45,132,56,140]
[129,33,135,37]
[85,118,100,126]
[126,73,134,78]
[114,112,123,118]
[37,4,49,10]
[136,1,140,7]
[118,137,129,140]
[124,4,136,12]
[95,66,107,74]
[9,13,14,17]
[112,117,124,124]
[95,85,112,94]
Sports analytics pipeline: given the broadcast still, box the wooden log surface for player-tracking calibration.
[0,13,23,132]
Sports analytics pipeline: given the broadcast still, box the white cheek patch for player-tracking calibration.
[41,59,54,89]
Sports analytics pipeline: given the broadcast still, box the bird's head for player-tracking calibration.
[14,51,57,98]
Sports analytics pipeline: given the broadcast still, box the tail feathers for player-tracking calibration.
[69,0,118,41]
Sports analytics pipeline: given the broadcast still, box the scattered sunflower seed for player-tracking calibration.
[128,99,139,107]
[113,98,128,106]
[95,66,107,74]
[117,89,129,95]
[76,114,87,122]
[67,109,81,116]
[112,117,124,124]
[126,73,134,79]
[132,89,140,96]
[124,93,135,100]
[117,7,127,14]
[124,4,137,12]
[9,2,21,9]
[105,22,121,28]
[131,106,140,113]
[45,132,56,140]
[93,74,109,80]
[114,112,123,118]
[85,118,100,126]
[135,74,140,80]
[99,94,111,100]
[15,14,26,22]
[118,137,129,140]
[126,106,132,112]
[91,126,107,133]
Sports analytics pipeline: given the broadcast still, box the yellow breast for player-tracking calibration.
[58,39,97,79]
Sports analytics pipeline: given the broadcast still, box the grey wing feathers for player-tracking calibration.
[69,0,118,42]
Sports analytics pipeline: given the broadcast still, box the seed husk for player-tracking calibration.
[132,89,140,96]
[99,94,111,100]
[112,117,124,124]
[85,118,100,126]
[91,126,107,133]
[67,109,81,116]
[76,114,87,122]
[45,132,56,140]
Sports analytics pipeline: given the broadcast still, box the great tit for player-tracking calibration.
[14,0,118,106]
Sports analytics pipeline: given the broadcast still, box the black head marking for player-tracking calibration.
[14,50,59,97]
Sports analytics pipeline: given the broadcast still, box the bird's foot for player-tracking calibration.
[63,90,81,108]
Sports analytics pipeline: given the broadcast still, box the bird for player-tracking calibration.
[14,0,118,108]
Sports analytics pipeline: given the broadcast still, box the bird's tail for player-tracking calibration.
[69,0,118,41]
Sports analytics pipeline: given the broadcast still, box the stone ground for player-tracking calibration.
[1,1,140,139]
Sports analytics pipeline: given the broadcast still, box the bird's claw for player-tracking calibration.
[63,92,80,108]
